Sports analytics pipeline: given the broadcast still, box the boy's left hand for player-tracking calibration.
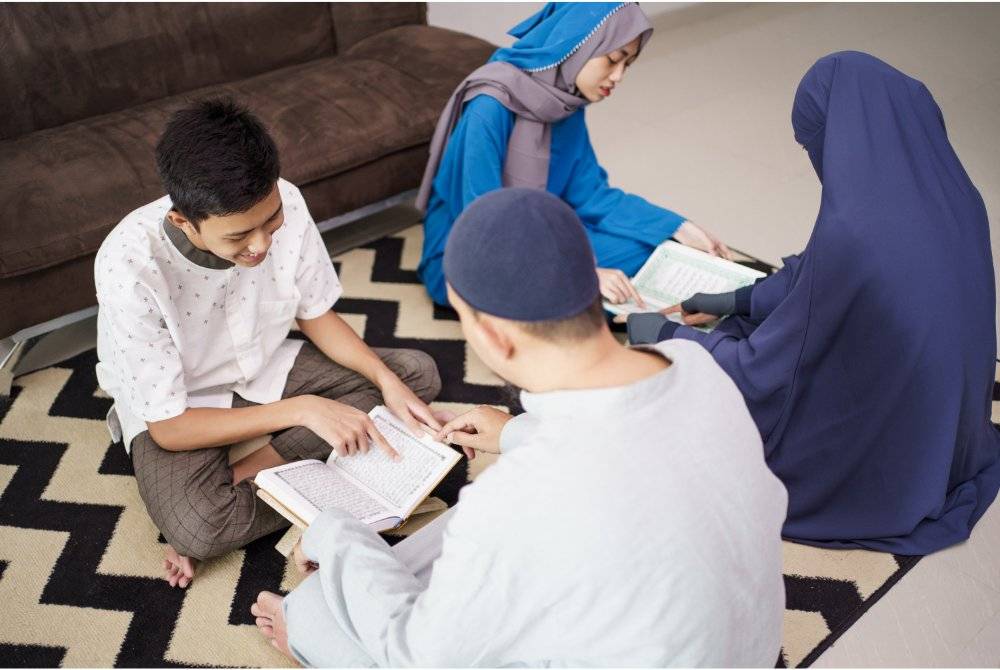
[380,378,443,437]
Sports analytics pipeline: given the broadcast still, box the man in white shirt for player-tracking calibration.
[252,188,788,666]
[94,99,442,588]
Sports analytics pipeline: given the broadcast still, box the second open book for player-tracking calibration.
[255,405,461,532]
[603,241,766,328]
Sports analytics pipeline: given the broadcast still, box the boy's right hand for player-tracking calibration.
[435,405,513,459]
[293,395,399,460]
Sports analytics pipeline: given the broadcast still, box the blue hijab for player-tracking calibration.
[675,51,1000,554]
[416,2,652,210]
[491,2,650,73]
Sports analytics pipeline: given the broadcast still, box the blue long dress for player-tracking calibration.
[417,12,686,307]
[671,52,1000,555]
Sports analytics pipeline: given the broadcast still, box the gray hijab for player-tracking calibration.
[415,2,654,211]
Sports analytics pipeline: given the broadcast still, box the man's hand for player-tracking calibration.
[596,267,645,307]
[435,405,513,459]
[292,539,317,575]
[293,395,399,460]
[379,376,443,438]
[673,221,733,260]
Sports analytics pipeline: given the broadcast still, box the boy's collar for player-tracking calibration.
[162,217,234,270]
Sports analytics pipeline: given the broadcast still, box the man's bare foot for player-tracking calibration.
[163,545,198,588]
[252,591,294,659]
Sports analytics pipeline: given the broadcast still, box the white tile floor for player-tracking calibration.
[581,3,1000,666]
[11,2,1000,666]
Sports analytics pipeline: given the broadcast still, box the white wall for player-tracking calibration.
[428,2,693,47]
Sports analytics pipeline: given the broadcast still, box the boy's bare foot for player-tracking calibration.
[232,443,287,484]
[252,591,294,660]
[163,545,198,588]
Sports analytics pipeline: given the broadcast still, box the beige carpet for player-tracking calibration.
[0,225,945,668]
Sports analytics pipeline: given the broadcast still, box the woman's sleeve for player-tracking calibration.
[443,96,513,211]
[561,113,686,246]
[748,255,803,320]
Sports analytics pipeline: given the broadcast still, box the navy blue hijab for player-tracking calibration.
[674,51,1000,554]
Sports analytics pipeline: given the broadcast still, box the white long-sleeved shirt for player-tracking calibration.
[298,339,788,667]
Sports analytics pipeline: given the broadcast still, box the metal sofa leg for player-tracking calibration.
[0,338,26,397]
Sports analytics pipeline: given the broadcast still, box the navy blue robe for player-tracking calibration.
[673,52,1000,555]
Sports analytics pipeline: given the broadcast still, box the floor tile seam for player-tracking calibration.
[963,610,1000,648]
[886,595,920,666]
[949,565,1000,604]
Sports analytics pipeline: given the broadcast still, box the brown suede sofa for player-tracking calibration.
[0,3,493,341]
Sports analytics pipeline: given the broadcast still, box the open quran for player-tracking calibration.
[255,405,460,532]
[604,241,766,328]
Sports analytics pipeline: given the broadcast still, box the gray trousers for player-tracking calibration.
[130,342,441,560]
[283,508,454,667]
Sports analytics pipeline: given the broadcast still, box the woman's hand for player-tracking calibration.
[596,267,645,307]
[673,221,733,260]
[661,290,737,326]
[661,304,718,327]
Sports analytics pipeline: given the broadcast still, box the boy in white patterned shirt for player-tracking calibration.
[95,99,442,588]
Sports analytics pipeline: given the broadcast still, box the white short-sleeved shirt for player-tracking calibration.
[94,179,342,451]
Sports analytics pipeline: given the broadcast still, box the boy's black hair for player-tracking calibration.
[155,98,280,227]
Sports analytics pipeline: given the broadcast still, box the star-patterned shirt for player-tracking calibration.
[94,179,342,451]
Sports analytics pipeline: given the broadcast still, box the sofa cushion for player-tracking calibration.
[345,23,495,92]
[0,3,337,141]
[0,3,435,142]
[0,25,494,280]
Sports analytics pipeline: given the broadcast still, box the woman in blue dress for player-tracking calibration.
[416,2,731,308]
[630,51,1000,555]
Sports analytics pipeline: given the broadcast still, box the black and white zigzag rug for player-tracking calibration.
[2,225,972,668]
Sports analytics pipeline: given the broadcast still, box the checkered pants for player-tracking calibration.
[130,343,441,560]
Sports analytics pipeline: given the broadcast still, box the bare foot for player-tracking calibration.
[163,545,198,588]
[252,590,294,660]
[232,443,287,484]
